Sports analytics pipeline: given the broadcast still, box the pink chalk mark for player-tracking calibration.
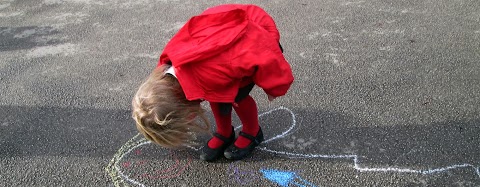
[142,157,192,179]
[138,151,192,179]
[154,158,180,174]
[135,149,142,155]
[136,160,147,166]
[122,161,131,168]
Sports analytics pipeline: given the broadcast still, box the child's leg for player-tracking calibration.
[233,95,260,148]
[208,102,233,149]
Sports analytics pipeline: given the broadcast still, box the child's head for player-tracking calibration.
[132,65,210,148]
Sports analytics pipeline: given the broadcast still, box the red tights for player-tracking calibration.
[208,95,260,149]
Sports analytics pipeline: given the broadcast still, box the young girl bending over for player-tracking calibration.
[132,4,294,161]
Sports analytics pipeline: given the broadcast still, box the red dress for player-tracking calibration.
[158,4,294,103]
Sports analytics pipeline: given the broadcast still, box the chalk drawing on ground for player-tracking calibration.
[106,106,480,186]
[228,162,317,187]
[260,169,317,187]
[283,135,317,150]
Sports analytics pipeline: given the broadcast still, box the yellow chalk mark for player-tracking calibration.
[105,133,149,187]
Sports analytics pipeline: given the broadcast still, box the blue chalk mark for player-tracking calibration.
[260,169,295,187]
[260,169,316,187]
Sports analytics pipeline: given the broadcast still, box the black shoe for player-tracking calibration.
[199,126,235,162]
[224,127,264,160]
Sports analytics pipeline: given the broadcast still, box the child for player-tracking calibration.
[132,4,294,161]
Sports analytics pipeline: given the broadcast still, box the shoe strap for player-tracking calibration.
[213,132,230,143]
[238,131,256,142]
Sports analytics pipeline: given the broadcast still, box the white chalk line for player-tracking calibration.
[258,147,480,177]
[115,141,151,187]
[107,107,480,187]
[257,107,480,178]
[106,133,151,187]
[260,106,297,144]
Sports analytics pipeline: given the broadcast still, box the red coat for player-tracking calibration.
[158,4,294,103]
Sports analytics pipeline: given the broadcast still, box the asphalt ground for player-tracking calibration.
[1,0,479,186]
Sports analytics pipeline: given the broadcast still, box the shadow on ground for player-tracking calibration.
[1,105,478,163]
[1,105,479,186]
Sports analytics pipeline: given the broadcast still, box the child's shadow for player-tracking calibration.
[197,106,480,171]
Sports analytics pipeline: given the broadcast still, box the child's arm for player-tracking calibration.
[253,49,294,99]
[233,41,294,99]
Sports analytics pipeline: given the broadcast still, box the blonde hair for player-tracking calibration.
[132,65,210,148]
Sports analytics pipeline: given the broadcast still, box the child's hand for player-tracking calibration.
[267,94,277,101]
